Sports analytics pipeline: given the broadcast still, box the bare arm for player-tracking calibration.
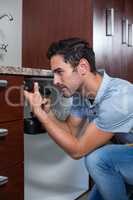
[49,109,85,136]
[35,109,113,159]
[24,83,113,159]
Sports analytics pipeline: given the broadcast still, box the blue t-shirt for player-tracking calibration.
[70,70,133,143]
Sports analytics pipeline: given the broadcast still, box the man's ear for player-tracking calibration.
[77,58,90,75]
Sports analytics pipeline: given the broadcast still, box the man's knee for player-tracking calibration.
[84,145,114,173]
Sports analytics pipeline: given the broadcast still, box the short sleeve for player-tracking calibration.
[94,85,133,133]
[70,94,88,118]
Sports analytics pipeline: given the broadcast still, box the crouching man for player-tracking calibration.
[24,38,133,200]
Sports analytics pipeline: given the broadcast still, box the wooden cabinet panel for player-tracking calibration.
[93,0,113,73]
[22,0,133,80]
[0,163,24,200]
[93,0,133,82]
[0,75,24,199]
[0,75,23,122]
[0,120,23,170]
[123,0,133,82]
[93,0,124,77]
[111,0,125,78]
[22,0,93,69]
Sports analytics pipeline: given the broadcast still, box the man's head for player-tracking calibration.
[47,38,97,97]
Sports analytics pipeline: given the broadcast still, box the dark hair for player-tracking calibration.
[47,37,96,73]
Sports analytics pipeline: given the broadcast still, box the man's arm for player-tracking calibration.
[34,108,113,159]
[24,83,113,159]
[49,109,86,136]
[24,82,84,136]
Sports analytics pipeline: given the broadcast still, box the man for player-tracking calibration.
[24,38,133,200]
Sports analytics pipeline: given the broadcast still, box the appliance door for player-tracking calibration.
[24,133,88,200]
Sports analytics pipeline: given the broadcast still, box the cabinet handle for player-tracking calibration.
[0,80,8,88]
[122,18,128,44]
[106,8,114,36]
[0,80,8,87]
[0,128,8,137]
[0,176,8,186]
[128,24,133,47]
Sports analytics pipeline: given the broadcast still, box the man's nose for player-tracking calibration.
[53,75,61,86]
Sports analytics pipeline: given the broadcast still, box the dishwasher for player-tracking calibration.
[24,77,88,200]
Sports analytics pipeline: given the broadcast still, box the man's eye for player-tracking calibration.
[57,71,63,75]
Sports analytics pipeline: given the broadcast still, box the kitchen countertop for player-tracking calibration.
[0,66,53,77]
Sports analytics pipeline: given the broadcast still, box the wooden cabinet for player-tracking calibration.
[0,163,24,200]
[0,76,23,122]
[22,0,93,69]
[93,0,133,82]
[122,0,133,82]
[0,120,23,170]
[93,0,124,77]
[0,75,24,200]
[93,0,114,73]
[22,0,133,81]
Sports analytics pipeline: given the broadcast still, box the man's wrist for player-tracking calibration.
[34,106,47,119]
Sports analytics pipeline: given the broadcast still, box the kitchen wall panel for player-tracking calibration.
[0,0,22,67]
[22,0,93,69]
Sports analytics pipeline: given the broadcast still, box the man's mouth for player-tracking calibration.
[61,87,67,91]
[58,85,67,90]
[56,85,69,93]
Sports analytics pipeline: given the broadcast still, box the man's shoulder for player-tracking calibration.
[95,79,133,133]
[101,77,133,107]
[99,80,133,121]
[109,76,133,92]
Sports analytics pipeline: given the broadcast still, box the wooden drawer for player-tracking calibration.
[0,163,24,200]
[0,75,23,122]
[0,120,23,170]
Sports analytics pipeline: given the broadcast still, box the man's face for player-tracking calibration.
[50,55,82,97]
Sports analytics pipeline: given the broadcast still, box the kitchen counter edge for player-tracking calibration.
[0,66,53,77]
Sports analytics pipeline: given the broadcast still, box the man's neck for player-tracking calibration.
[81,72,103,99]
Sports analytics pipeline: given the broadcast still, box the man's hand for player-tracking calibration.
[41,97,51,113]
[24,82,51,115]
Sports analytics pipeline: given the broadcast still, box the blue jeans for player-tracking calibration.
[84,144,133,200]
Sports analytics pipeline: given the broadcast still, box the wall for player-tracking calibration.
[0,0,22,67]
[22,0,92,69]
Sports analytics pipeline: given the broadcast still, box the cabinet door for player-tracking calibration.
[111,0,124,78]
[0,75,23,122]
[0,120,23,170]
[93,0,113,73]
[123,0,133,82]
[93,0,124,77]
[0,163,24,200]
[22,0,93,69]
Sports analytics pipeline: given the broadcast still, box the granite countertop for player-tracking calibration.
[0,66,53,77]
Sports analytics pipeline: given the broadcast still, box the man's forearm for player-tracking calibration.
[47,110,71,133]
[34,108,79,158]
